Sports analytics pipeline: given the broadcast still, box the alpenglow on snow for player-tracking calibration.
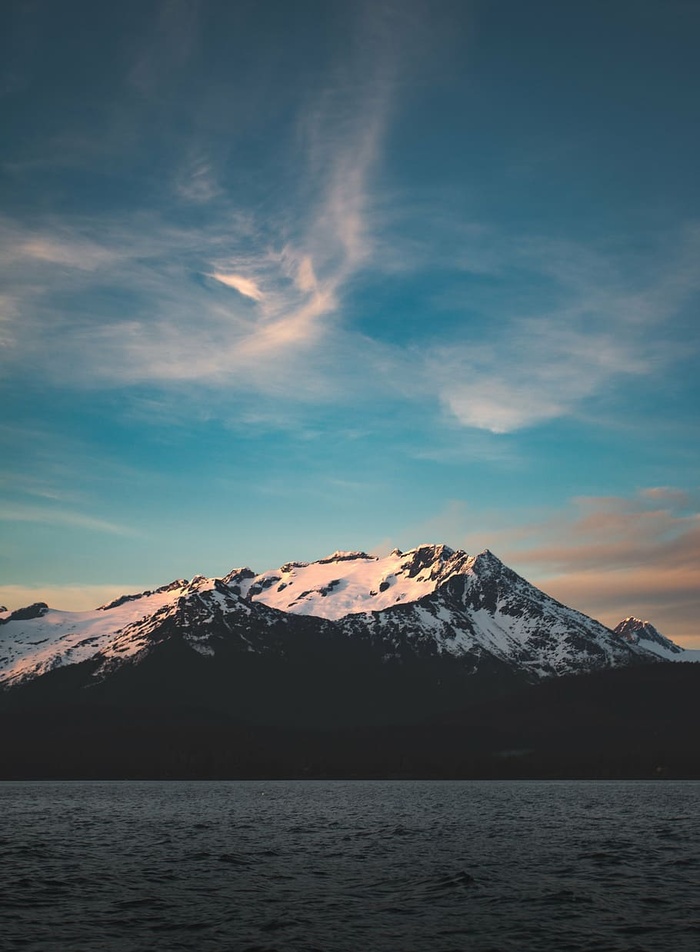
[0,544,693,689]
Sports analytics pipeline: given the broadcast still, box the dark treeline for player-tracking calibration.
[2,662,699,780]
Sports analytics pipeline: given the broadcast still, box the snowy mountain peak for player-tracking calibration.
[469,548,510,572]
[182,575,219,595]
[221,567,264,599]
[614,616,684,658]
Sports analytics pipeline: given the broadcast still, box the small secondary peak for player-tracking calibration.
[613,616,683,656]
[614,617,651,636]
[471,548,504,567]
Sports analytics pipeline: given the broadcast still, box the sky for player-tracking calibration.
[1,0,699,647]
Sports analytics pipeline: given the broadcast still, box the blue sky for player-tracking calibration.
[1,0,699,645]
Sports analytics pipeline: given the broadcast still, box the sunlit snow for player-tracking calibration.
[1,544,696,688]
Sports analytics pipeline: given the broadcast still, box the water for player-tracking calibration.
[1,780,698,951]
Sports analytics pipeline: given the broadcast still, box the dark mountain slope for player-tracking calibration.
[2,661,699,780]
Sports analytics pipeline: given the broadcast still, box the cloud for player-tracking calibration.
[174,157,223,205]
[439,372,566,435]
[507,493,699,574]
[0,471,82,505]
[0,218,119,273]
[295,255,318,294]
[431,326,643,434]
[0,2,409,408]
[640,486,690,505]
[18,237,116,271]
[426,227,700,434]
[0,504,140,538]
[1,3,698,447]
[209,272,264,301]
[2,212,699,444]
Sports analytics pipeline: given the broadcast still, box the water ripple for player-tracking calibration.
[1,779,699,952]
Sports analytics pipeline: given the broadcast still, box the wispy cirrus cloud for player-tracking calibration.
[432,316,649,434]
[2,209,699,440]
[1,2,698,445]
[0,217,121,273]
[174,156,223,204]
[0,504,140,538]
[426,226,700,434]
[0,4,408,407]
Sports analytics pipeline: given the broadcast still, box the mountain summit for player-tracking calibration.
[225,544,478,619]
[0,545,690,700]
[613,616,684,658]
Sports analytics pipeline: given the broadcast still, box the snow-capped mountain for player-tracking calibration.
[613,616,686,660]
[1,545,691,700]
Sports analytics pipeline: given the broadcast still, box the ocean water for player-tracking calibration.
[1,780,699,952]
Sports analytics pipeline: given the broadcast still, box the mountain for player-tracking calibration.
[1,543,697,779]
[278,546,673,675]
[1,544,691,695]
[613,616,685,659]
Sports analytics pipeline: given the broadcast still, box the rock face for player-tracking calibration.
[613,617,684,659]
[0,602,49,623]
[330,548,647,677]
[0,545,690,722]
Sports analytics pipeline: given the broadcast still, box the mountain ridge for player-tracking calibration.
[1,543,693,693]
[2,543,699,779]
